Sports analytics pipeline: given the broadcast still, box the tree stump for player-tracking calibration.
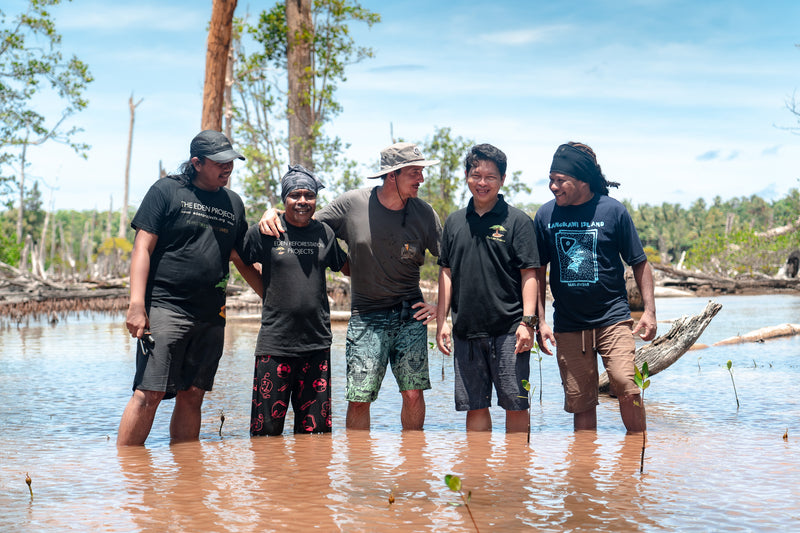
[599,300,723,393]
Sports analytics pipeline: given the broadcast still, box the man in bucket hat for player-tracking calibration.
[259,142,442,430]
[118,130,260,446]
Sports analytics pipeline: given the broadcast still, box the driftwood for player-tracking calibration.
[652,263,800,294]
[712,323,800,346]
[599,300,723,393]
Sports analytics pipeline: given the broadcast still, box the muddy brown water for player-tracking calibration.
[1,294,799,531]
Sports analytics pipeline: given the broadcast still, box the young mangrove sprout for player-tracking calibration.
[219,410,225,437]
[633,362,650,474]
[783,428,788,441]
[534,341,543,405]
[520,379,535,444]
[726,360,740,409]
[444,474,479,533]
[697,356,702,372]
[26,472,33,500]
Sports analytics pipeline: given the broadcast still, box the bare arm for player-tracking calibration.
[631,260,657,341]
[514,268,538,354]
[534,265,555,355]
[435,266,453,355]
[231,249,264,299]
[126,229,158,339]
[258,208,285,236]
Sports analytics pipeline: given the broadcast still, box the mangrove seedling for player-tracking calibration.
[783,428,788,441]
[444,474,479,533]
[219,410,225,437]
[26,472,33,500]
[697,356,702,372]
[520,379,536,444]
[633,362,650,474]
[430,341,445,381]
[726,360,740,409]
[534,341,543,404]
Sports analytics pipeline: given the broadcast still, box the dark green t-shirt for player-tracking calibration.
[316,187,441,313]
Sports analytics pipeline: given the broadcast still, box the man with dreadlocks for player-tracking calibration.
[533,142,657,433]
[258,143,441,431]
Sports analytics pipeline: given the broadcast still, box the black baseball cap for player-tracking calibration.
[190,130,245,163]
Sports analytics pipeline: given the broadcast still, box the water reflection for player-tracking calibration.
[2,296,800,531]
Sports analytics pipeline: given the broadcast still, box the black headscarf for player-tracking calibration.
[280,165,325,203]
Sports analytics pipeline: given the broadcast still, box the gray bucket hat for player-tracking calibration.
[366,142,439,178]
[190,130,245,163]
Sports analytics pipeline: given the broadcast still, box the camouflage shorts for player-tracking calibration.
[345,305,431,403]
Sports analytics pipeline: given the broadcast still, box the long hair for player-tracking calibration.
[567,142,620,195]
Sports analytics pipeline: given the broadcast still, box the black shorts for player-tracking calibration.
[132,306,225,400]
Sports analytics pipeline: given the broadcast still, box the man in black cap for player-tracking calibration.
[118,130,259,446]
[240,165,347,436]
[258,142,441,431]
[533,142,656,433]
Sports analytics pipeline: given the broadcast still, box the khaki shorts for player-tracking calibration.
[554,319,638,414]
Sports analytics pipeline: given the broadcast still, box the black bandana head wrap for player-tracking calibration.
[549,144,603,192]
[280,164,325,203]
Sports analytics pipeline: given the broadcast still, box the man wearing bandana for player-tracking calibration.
[240,165,347,435]
[533,142,657,432]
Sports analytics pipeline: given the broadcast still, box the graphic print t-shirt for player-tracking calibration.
[131,175,248,324]
[533,194,646,332]
[240,215,347,356]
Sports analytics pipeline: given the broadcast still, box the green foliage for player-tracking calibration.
[97,237,133,257]
[418,127,532,223]
[634,361,650,391]
[444,474,462,492]
[625,189,800,275]
[0,0,93,202]
[0,231,22,265]
[233,1,379,218]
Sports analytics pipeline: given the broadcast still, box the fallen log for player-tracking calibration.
[712,323,800,346]
[599,300,723,393]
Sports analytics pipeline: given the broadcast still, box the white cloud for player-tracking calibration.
[478,25,571,46]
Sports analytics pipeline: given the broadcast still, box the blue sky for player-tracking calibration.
[9,0,800,212]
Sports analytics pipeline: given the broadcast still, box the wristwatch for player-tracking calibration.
[520,315,539,329]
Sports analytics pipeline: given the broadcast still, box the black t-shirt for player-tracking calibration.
[131,174,248,324]
[240,215,347,356]
[438,195,540,338]
[533,194,646,332]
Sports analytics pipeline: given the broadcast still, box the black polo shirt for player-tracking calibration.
[438,195,540,338]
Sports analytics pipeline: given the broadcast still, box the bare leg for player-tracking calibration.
[619,393,646,433]
[346,401,371,430]
[505,409,529,433]
[574,406,598,431]
[466,408,491,431]
[400,389,425,430]
[118,389,165,446]
[170,386,205,443]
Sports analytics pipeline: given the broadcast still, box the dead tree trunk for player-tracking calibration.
[16,141,28,243]
[712,323,800,346]
[201,0,237,131]
[599,300,723,393]
[120,94,143,239]
[286,0,314,169]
